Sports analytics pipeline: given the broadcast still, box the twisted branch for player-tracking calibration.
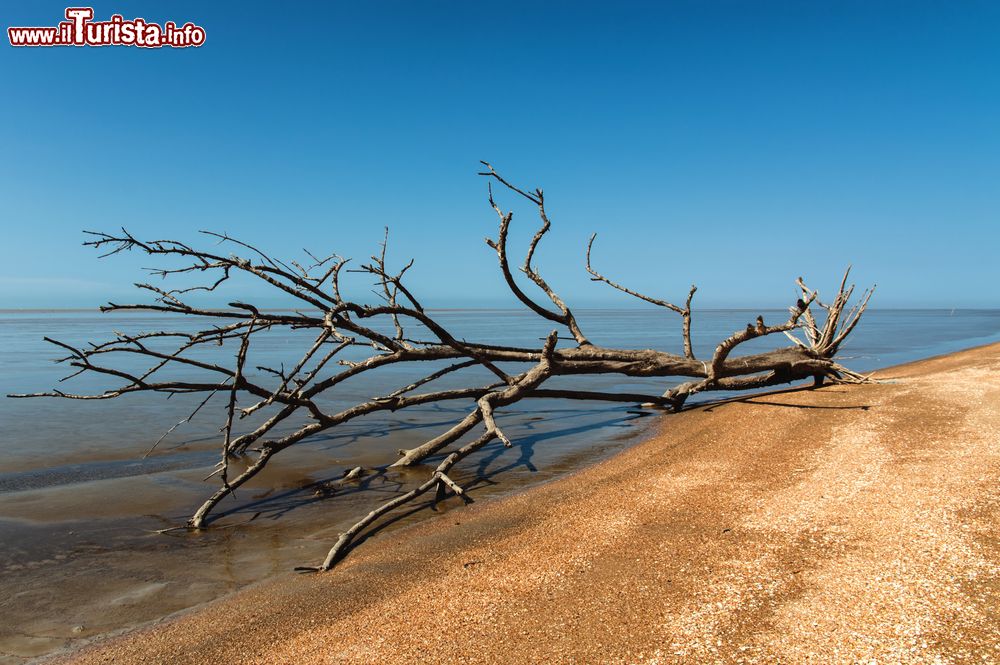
[9,164,875,570]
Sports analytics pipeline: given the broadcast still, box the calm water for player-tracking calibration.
[1,308,999,662]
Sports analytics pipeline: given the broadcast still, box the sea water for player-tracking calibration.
[1,308,998,662]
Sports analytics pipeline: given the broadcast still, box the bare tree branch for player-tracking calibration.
[10,163,875,571]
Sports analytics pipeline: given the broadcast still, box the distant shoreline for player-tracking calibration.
[5,307,1000,314]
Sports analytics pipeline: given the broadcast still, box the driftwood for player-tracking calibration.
[9,163,874,570]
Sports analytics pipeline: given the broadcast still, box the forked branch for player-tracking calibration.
[9,164,875,570]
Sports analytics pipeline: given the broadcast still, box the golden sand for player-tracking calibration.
[55,344,1000,663]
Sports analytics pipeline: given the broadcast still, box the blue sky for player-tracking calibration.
[1,1,998,309]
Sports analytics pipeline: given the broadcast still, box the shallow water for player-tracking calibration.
[1,308,999,662]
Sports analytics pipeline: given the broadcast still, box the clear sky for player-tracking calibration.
[2,1,998,309]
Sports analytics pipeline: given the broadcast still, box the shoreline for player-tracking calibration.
[1,405,651,665]
[48,341,1000,663]
[20,409,654,664]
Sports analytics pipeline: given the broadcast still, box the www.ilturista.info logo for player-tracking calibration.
[8,7,205,48]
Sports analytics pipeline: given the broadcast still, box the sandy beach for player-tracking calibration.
[51,342,1000,663]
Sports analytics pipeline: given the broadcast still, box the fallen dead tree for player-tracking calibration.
[10,163,874,570]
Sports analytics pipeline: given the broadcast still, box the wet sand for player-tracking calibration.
[52,343,1000,663]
